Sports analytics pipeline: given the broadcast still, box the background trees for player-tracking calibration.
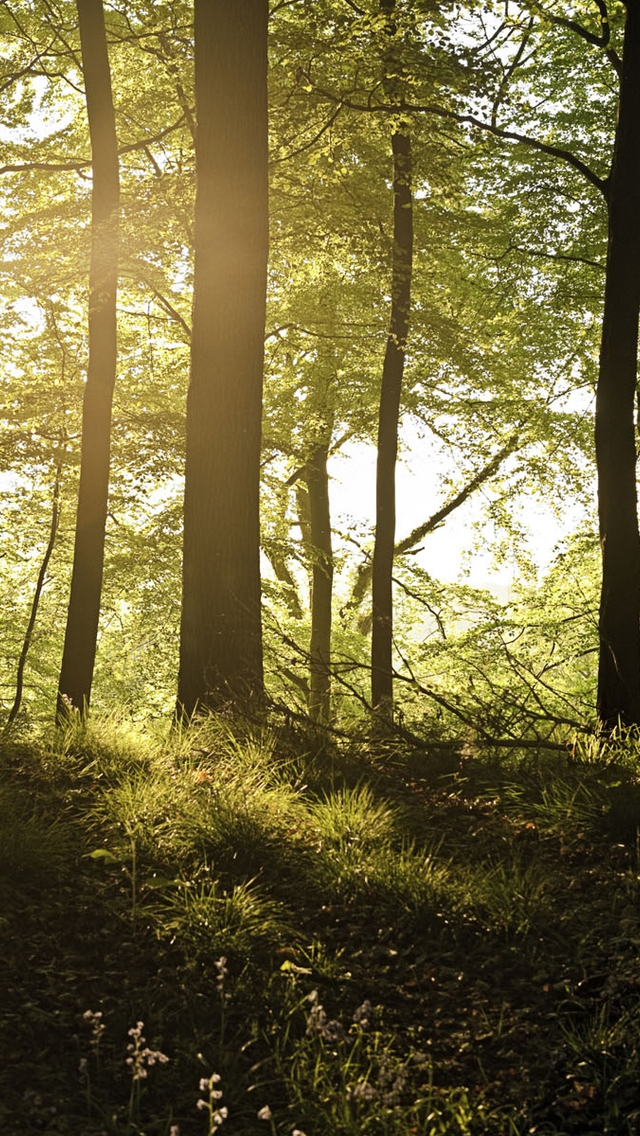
[0,0,625,738]
[57,0,120,718]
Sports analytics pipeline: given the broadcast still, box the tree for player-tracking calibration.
[176,0,268,717]
[371,0,413,717]
[594,0,640,728]
[57,0,119,718]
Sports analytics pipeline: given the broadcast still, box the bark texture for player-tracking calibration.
[596,0,640,728]
[57,0,119,718]
[371,124,413,714]
[177,0,268,717]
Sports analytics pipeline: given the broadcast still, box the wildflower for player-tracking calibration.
[257,1105,273,1120]
[305,997,344,1041]
[347,1081,378,1102]
[292,1130,308,1136]
[376,1054,407,1106]
[214,957,228,982]
[169,1128,180,1136]
[82,1009,105,1050]
[125,1021,169,1081]
[197,1073,227,1127]
[352,999,372,1028]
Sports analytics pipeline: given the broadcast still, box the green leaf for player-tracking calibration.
[86,848,120,863]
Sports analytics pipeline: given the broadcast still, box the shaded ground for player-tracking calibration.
[1,720,640,1134]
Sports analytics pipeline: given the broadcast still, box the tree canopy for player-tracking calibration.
[0,0,630,738]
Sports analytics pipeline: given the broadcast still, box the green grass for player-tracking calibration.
[3,713,640,1133]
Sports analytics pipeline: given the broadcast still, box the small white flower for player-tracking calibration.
[257,1105,273,1120]
[169,1127,180,1136]
[196,1098,208,1110]
[213,1106,228,1125]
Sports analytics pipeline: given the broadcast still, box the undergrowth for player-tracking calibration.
[2,713,640,1133]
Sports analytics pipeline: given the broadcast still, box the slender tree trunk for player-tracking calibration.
[307,442,333,722]
[57,0,119,720]
[7,461,62,729]
[177,0,268,718]
[596,0,640,729]
[371,124,413,716]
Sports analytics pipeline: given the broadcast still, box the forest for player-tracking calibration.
[3,0,640,1132]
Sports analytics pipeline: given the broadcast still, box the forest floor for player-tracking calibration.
[1,713,640,1135]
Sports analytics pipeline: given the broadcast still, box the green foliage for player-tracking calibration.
[0,0,608,729]
[0,784,73,895]
[160,875,290,959]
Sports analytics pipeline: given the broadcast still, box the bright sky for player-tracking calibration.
[329,427,593,597]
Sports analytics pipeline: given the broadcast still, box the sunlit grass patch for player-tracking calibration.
[88,766,189,862]
[158,874,291,958]
[369,841,456,915]
[171,735,306,877]
[300,783,460,916]
[46,708,162,780]
[306,782,399,852]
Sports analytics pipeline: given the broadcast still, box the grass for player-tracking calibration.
[2,713,640,1133]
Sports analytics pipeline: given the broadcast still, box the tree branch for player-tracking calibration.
[0,113,189,177]
[347,435,519,612]
[311,84,609,197]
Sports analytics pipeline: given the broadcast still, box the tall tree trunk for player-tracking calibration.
[371,123,413,715]
[307,442,333,722]
[596,0,640,729]
[57,0,119,720]
[177,0,268,718]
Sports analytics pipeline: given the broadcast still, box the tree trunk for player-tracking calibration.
[371,124,413,716]
[57,0,119,720]
[7,460,62,729]
[307,442,333,722]
[177,0,268,718]
[596,0,640,729]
